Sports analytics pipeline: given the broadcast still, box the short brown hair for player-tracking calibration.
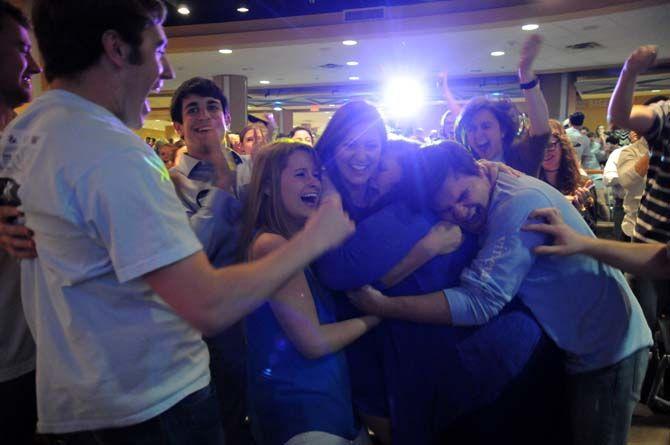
[32,0,166,82]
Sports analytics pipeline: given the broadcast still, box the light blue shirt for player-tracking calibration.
[444,172,652,373]
[170,153,241,266]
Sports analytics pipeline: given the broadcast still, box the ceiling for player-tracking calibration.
[162,1,670,93]
[144,0,670,128]
[164,0,452,26]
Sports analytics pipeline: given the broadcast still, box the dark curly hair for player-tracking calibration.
[456,96,520,158]
[539,119,584,195]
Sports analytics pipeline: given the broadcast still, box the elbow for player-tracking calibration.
[296,341,330,360]
[608,113,628,130]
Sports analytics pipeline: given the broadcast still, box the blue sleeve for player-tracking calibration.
[188,188,242,267]
[444,190,552,325]
[313,202,434,291]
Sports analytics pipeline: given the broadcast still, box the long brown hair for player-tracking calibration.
[314,101,387,216]
[239,141,319,260]
[539,119,584,195]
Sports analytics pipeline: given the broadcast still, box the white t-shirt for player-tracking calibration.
[0,131,36,384]
[0,90,209,433]
[0,249,35,382]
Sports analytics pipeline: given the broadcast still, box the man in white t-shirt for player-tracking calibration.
[0,2,41,443]
[0,1,353,443]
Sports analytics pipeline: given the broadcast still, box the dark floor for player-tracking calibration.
[630,404,670,444]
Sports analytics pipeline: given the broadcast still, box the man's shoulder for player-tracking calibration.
[492,174,558,215]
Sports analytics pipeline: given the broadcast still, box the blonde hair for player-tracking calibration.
[239,141,319,260]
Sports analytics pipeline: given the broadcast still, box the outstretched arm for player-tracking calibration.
[253,233,379,359]
[523,207,670,278]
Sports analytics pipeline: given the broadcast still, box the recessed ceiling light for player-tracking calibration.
[273,106,282,111]
[259,80,271,85]
[177,5,190,15]
[237,6,249,13]
[346,61,359,66]
[329,104,336,107]
[522,24,539,31]
[342,40,358,46]
[652,89,661,92]
[218,49,233,54]
[348,76,360,81]
[490,51,505,57]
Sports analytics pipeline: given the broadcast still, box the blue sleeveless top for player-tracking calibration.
[246,268,360,445]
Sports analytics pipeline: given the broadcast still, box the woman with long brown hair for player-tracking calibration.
[239,140,376,445]
[541,120,593,201]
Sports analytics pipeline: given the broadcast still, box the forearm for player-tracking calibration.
[380,241,435,288]
[305,316,379,359]
[580,237,670,278]
[608,69,655,134]
[379,292,453,324]
[522,83,551,136]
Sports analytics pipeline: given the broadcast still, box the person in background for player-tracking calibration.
[0,2,41,443]
[456,35,551,176]
[566,112,596,168]
[240,123,267,160]
[288,126,315,146]
[168,76,254,444]
[158,142,177,169]
[540,120,592,207]
[603,143,627,241]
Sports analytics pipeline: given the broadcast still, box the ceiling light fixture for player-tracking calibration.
[346,61,359,66]
[259,80,271,85]
[177,5,190,15]
[522,24,539,31]
[273,106,282,111]
[237,6,249,13]
[490,51,505,57]
[342,40,358,46]
[652,89,661,92]
[218,49,233,54]
[348,76,360,81]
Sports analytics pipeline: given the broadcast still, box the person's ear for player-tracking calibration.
[173,121,185,138]
[101,30,129,68]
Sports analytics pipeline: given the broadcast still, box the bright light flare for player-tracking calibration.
[177,5,190,15]
[383,76,426,119]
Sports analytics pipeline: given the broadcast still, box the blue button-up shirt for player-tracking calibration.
[444,172,652,373]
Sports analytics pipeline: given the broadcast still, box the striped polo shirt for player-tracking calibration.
[634,101,670,243]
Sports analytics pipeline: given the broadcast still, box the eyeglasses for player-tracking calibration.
[547,139,560,150]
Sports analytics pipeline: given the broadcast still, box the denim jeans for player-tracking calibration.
[568,348,649,445]
[45,384,225,445]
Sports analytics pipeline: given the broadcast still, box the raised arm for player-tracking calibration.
[519,35,550,137]
[608,45,658,133]
[253,233,379,359]
[524,207,670,278]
